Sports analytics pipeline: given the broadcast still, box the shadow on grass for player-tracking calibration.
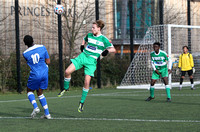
[0,111,24,117]
[0,106,76,118]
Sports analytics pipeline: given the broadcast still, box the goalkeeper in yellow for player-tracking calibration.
[178,46,194,90]
[146,42,172,102]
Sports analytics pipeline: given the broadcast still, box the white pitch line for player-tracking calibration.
[0,116,200,123]
[0,92,200,103]
[0,91,147,103]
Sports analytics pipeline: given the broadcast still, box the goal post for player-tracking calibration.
[117,24,200,89]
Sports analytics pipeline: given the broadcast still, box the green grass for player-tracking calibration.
[0,87,200,132]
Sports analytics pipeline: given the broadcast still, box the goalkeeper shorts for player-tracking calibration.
[71,52,97,77]
[181,70,193,76]
[152,68,168,80]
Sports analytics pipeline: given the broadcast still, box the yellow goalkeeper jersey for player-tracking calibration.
[178,53,194,71]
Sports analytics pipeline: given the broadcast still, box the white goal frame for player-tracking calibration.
[117,24,200,89]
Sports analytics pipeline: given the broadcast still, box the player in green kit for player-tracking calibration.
[146,42,172,102]
[58,20,116,112]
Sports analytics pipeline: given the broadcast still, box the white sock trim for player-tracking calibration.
[83,87,89,92]
[31,100,36,104]
[150,86,155,89]
[64,78,71,82]
[27,92,34,97]
[165,85,170,89]
[43,104,48,109]
[38,94,45,100]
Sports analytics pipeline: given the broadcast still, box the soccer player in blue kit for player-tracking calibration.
[23,35,51,119]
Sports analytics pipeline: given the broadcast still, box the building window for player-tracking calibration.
[114,0,159,40]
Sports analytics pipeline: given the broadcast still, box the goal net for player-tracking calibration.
[117,25,200,89]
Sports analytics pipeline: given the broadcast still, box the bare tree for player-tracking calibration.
[0,14,15,92]
[33,0,111,60]
[60,0,96,60]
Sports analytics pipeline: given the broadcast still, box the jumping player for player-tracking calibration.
[23,35,51,119]
[146,42,172,102]
[57,20,116,112]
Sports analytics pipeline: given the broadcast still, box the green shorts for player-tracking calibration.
[71,52,97,77]
[152,68,168,80]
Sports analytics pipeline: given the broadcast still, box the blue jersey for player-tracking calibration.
[23,44,49,90]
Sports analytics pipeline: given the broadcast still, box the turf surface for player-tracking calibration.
[0,87,200,132]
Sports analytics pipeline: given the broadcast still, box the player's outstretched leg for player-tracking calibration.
[27,92,40,118]
[58,78,71,97]
[146,86,155,101]
[78,88,89,113]
[38,94,51,119]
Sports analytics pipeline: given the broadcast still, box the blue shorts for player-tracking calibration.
[27,71,48,90]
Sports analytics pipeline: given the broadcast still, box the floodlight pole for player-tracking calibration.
[15,0,22,93]
[95,0,101,88]
[159,0,163,25]
[187,0,191,53]
[129,0,134,62]
[57,0,64,90]
[159,0,164,49]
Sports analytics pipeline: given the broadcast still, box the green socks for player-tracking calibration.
[150,86,155,98]
[64,78,71,90]
[80,88,89,103]
[165,85,171,98]
[149,85,171,99]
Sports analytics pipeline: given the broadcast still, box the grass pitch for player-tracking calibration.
[0,86,200,132]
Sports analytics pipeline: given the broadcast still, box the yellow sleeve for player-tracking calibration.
[178,55,182,68]
[190,54,194,67]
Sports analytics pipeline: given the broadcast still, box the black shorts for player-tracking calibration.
[181,70,193,76]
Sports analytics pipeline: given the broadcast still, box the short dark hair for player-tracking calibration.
[93,20,105,30]
[23,35,33,46]
[182,46,188,50]
[153,42,160,47]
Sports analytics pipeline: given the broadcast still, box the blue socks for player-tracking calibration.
[27,92,38,109]
[38,94,50,116]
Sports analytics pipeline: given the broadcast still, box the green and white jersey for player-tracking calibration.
[83,33,113,59]
[151,50,169,70]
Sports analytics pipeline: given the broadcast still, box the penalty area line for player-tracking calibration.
[0,116,200,123]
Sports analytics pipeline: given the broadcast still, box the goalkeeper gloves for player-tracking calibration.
[80,45,84,52]
[102,49,109,56]
[192,67,195,73]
